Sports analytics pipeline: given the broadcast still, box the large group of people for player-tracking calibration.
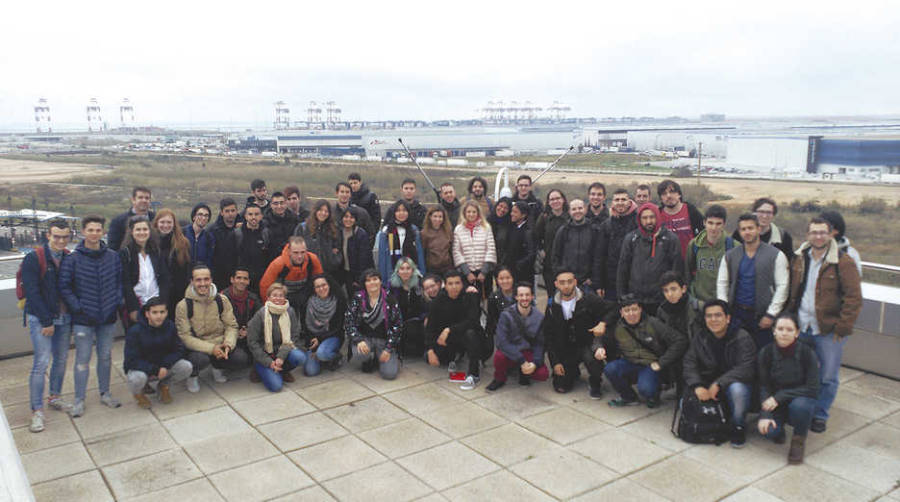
[21,172,863,466]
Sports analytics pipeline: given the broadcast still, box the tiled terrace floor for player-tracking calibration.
[3,339,900,501]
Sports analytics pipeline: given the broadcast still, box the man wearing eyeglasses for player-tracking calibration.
[512,175,543,223]
[786,217,861,434]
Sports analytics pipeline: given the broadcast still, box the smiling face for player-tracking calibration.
[192,267,212,296]
[394,204,409,223]
[611,192,630,215]
[516,178,531,198]
[230,270,250,293]
[807,222,831,251]
[47,226,71,253]
[364,274,382,295]
[516,285,534,310]
[496,269,514,294]
[423,278,441,299]
[429,210,444,230]
[620,303,642,325]
[156,215,174,235]
[270,196,287,216]
[569,199,586,221]
[441,185,456,203]
[547,190,564,212]
[464,205,479,223]
[336,185,351,204]
[470,180,484,197]
[510,205,525,224]
[131,221,151,248]
[494,202,509,218]
[342,210,356,229]
[588,186,605,208]
[132,190,151,213]
[269,287,287,305]
[316,204,330,223]
[754,202,775,230]
[83,222,104,246]
[313,277,330,299]
[397,261,414,283]
[348,179,361,192]
[704,305,730,337]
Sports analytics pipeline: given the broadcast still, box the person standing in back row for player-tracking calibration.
[107,186,154,251]
[656,180,703,257]
[732,197,793,258]
[349,172,381,230]
[512,175,543,223]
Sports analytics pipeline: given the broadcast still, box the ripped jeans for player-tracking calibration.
[72,323,116,402]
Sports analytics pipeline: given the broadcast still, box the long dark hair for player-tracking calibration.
[386,200,412,230]
[122,215,160,256]
[305,199,338,239]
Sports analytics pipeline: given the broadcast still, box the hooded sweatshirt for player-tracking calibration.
[616,203,683,303]
[175,284,239,354]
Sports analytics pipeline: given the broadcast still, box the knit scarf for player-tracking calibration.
[263,300,293,354]
[464,218,481,237]
[305,294,337,335]
[363,290,386,330]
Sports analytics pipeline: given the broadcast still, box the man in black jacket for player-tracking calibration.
[617,203,683,315]
[211,198,239,291]
[399,178,427,229]
[108,186,154,251]
[545,270,615,397]
[264,191,298,258]
[234,205,270,289]
[603,294,687,408]
[438,182,462,227]
[551,199,599,291]
[348,173,381,230]
[594,189,637,301]
[502,202,535,283]
[246,178,269,211]
[585,182,608,227]
[283,185,310,222]
[512,175,543,223]
[425,271,486,390]
[683,300,757,448]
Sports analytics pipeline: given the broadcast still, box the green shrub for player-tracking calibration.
[858,197,886,215]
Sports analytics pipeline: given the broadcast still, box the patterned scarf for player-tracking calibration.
[305,294,337,336]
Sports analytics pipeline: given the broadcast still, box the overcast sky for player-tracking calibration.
[1,0,897,130]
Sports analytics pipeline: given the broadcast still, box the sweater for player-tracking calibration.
[124,317,186,375]
[495,304,545,365]
[59,241,123,326]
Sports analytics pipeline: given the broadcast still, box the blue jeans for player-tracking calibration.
[305,337,341,376]
[72,323,116,402]
[27,314,71,411]
[800,329,845,421]
[255,348,307,392]
[724,382,751,427]
[765,396,817,439]
[604,358,660,401]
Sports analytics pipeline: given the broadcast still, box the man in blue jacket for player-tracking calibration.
[23,219,72,433]
[59,215,124,418]
[183,203,215,271]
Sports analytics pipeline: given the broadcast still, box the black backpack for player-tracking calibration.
[671,394,730,445]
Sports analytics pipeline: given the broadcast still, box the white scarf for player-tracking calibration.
[263,300,293,354]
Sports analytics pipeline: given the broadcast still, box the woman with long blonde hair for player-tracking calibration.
[452,200,496,292]
[152,209,191,316]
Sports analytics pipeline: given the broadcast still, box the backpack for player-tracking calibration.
[671,394,730,445]
[16,247,68,309]
[184,295,225,338]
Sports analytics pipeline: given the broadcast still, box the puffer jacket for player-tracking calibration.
[175,284,239,354]
[551,219,597,283]
[616,204,683,303]
[683,325,756,390]
[452,223,497,276]
[23,244,68,327]
[787,239,862,337]
[124,317,186,375]
[59,241,123,326]
[246,304,302,366]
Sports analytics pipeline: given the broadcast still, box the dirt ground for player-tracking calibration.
[537,170,900,207]
[0,158,107,183]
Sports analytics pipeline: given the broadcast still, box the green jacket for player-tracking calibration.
[685,230,732,304]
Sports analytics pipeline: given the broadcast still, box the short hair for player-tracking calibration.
[190,203,212,220]
[516,174,532,184]
[440,182,454,190]
[82,214,105,229]
[618,293,641,308]
[705,204,727,222]
[737,213,759,226]
[511,201,529,218]
[774,312,800,330]
[266,282,287,297]
[588,182,606,195]
[132,186,151,198]
[467,176,488,194]
[423,273,443,285]
[270,191,285,200]
[283,185,300,199]
[231,266,250,278]
[141,296,166,314]
[659,270,686,288]
[219,197,237,211]
[807,216,832,233]
[250,179,266,191]
[191,263,211,277]
[361,268,380,283]
[48,219,70,232]
[612,188,629,197]
[335,181,351,192]
[288,235,307,247]
[515,281,534,295]
[657,179,682,197]
[347,172,361,181]
[555,268,577,280]
[244,204,262,215]
[703,299,729,317]
[751,197,778,215]
[444,270,464,282]
[635,184,651,194]
[819,210,845,239]
[401,178,416,187]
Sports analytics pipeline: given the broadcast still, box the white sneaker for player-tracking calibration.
[100,393,121,408]
[47,397,72,412]
[29,411,44,433]
[211,368,227,383]
[460,375,480,391]
[187,376,200,393]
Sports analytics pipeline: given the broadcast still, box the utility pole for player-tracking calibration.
[697,141,702,185]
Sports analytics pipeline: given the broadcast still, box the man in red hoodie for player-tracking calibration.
[616,203,683,315]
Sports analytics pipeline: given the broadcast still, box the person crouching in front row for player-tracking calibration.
[486,282,548,391]
[345,269,402,380]
[124,297,193,408]
[247,282,307,391]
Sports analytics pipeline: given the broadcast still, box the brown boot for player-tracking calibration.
[158,384,173,404]
[282,370,295,383]
[788,434,806,464]
[134,394,151,409]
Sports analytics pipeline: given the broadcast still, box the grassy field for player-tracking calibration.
[2,152,898,285]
